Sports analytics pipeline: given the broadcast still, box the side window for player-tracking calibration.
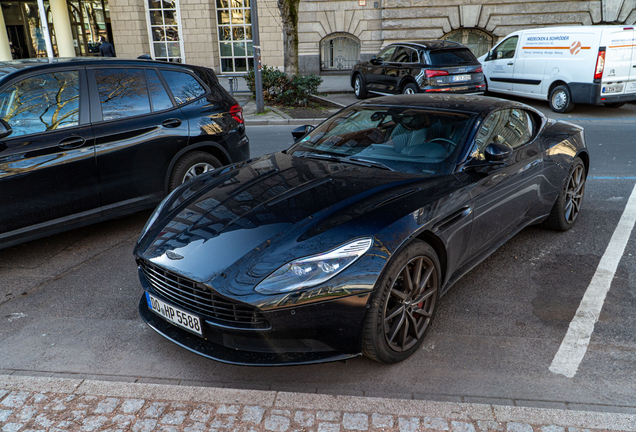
[160,70,206,105]
[410,49,420,63]
[375,46,397,63]
[146,69,173,111]
[474,109,534,155]
[94,69,151,121]
[392,46,412,63]
[0,71,80,138]
[491,36,519,60]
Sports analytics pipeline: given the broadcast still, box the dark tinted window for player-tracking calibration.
[146,69,173,111]
[161,70,206,104]
[429,48,478,66]
[0,71,80,138]
[392,46,415,63]
[375,46,397,63]
[94,69,151,121]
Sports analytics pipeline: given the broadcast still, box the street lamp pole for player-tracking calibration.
[250,0,264,113]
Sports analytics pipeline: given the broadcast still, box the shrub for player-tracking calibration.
[243,66,323,107]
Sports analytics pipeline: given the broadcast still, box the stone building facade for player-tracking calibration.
[38,0,635,77]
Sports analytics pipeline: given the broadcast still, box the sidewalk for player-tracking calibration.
[221,74,353,126]
[1,375,635,432]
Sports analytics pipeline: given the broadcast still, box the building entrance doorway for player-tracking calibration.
[6,24,28,58]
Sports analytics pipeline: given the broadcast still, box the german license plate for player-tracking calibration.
[452,74,471,82]
[146,292,202,336]
[602,84,622,94]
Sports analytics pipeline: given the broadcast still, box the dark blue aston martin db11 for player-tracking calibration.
[134,94,589,365]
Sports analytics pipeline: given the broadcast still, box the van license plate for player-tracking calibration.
[602,85,622,94]
[452,74,471,82]
[146,292,202,336]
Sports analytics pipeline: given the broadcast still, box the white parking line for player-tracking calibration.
[549,182,636,378]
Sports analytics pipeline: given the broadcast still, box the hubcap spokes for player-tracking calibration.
[553,91,567,110]
[183,163,214,183]
[564,165,585,223]
[355,79,361,95]
[383,256,438,352]
[404,88,415,95]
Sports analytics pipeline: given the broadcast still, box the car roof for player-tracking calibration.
[389,40,465,50]
[0,57,198,81]
[355,94,542,117]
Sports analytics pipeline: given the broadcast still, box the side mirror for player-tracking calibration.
[370,55,378,65]
[291,125,314,142]
[0,119,13,140]
[484,142,512,162]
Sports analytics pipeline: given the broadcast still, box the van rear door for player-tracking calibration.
[601,27,635,97]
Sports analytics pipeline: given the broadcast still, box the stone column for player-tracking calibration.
[49,0,75,57]
[0,7,12,61]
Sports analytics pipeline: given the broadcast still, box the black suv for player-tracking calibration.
[351,41,486,99]
[0,58,249,249]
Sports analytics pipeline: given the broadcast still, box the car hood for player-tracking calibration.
[136,152,458,290]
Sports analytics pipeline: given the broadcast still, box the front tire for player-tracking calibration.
[542,157,586,231]
[354,75,368,99]
[169,151,222,191]
[363,240,440,364]
[549,85,575,113]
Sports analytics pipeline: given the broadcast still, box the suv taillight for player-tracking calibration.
[230,104,244,124]
[594,49,605,80]
[475,67,483,73]
[425,70,449,78]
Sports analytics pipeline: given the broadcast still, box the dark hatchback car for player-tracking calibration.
[351,41,486,99]
[0,58,249,249]
[135,95,588,366]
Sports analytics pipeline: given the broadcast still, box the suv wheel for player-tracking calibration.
[169,151,221,191]
[354,75,368,99]
[402,83,418,95]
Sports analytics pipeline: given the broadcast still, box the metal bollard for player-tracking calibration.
[228,76,234,96]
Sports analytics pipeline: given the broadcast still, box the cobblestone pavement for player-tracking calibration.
[1,376,635,432]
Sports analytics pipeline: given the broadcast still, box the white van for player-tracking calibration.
[478,26,636,112]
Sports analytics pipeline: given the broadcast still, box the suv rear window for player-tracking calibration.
[428,48,477,66]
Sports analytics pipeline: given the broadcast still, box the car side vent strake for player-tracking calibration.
[139,259,270,330]
[432,205,472,232]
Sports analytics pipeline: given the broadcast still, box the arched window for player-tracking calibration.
[442,28,493,58]
[320,33,360,71]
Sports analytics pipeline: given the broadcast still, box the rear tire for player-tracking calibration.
[363,240,440,364]
[604,102,625,108]
[549,85,575,113]
[402,83,418,95]
[169,151,222,191]
[354,75,368,100]
[542,157,586,231]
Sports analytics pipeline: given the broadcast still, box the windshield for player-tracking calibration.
[289,105,475,175]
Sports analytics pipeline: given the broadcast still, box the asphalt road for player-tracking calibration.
[1,111,635,413]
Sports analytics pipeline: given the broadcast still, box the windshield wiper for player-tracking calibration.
[346,157,395,171]
[296,153,395,171]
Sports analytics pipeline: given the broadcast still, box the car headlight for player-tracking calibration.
[254,237,374,295]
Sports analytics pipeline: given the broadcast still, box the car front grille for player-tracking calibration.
[139,259,269,329]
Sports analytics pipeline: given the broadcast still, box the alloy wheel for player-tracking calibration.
[565,163,585,224]
[355,78,361,96]
[403,87,416,95]
[383,255,438,352]
[183,162,214,183]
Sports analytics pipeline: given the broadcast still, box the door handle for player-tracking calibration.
[162,118,182,128]
[58,136,86,149]
[507,62,514,66]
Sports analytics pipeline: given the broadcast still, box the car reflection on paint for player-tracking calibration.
[134,94,589,366]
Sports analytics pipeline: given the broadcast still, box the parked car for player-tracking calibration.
[478,25,636,112]
[350,40,486,99]
[135,94,588,366]
[0,58,249,249]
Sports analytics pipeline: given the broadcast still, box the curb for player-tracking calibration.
[1,375,635,431]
